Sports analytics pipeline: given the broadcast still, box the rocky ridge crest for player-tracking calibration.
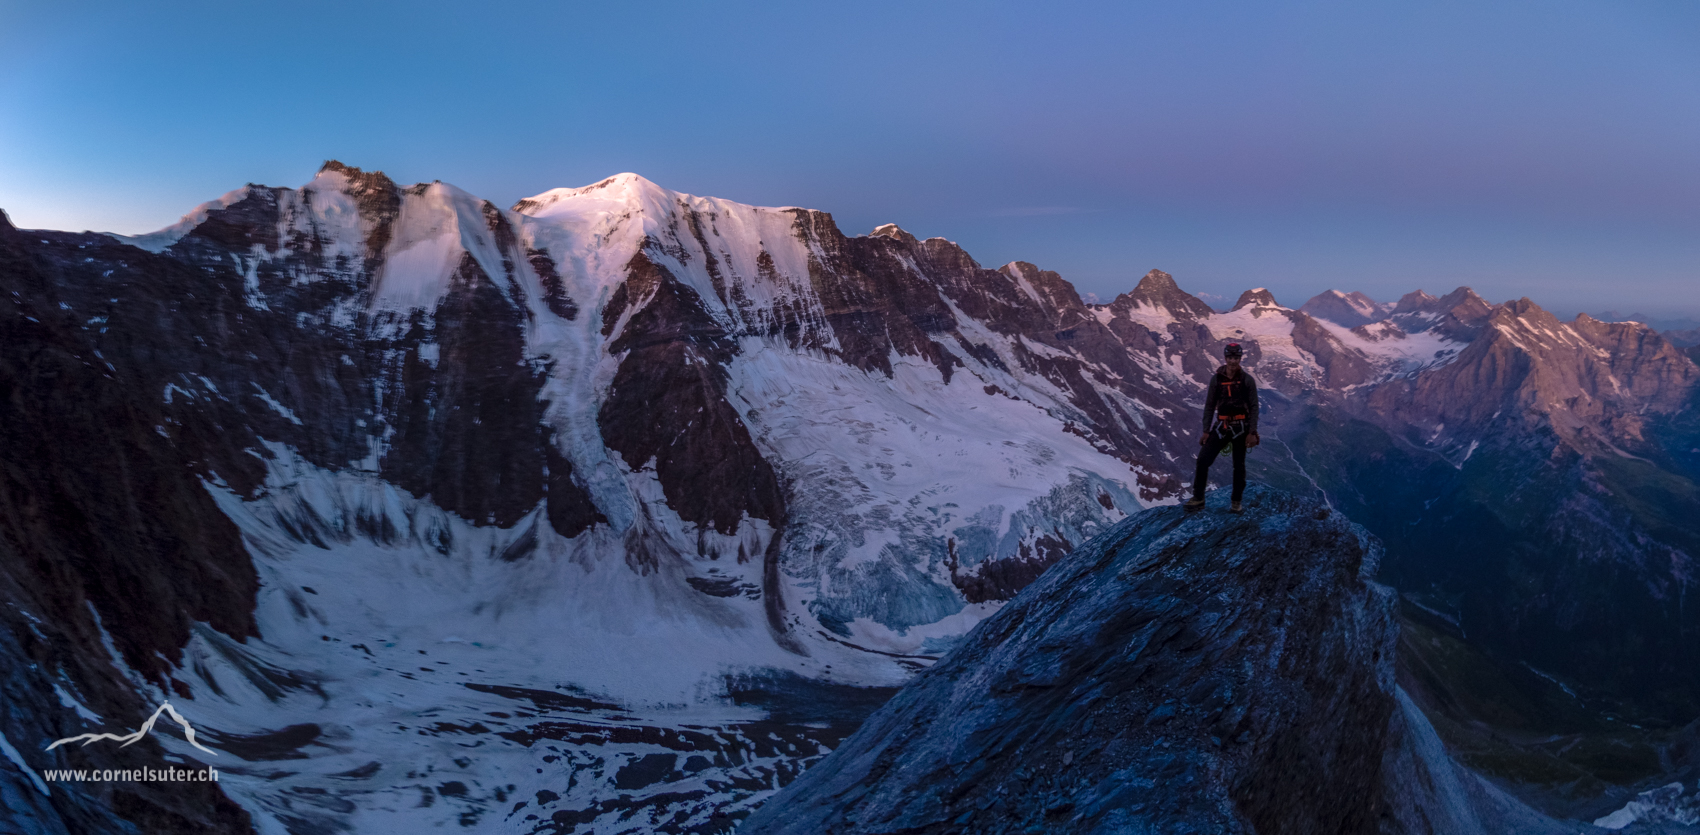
[744,488,1581,835]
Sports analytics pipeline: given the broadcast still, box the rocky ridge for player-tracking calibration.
[744,488,1584,835]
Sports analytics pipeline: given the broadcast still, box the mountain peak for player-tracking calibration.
[1435,286,1487,308]
[1394,289,1438,313]
[1492,296,1560,329]
[316,160,398,195]
[1136,268,1180,291]
[1434,287,1494,329]
[1299,289,1389,327]
[512,173,676,216]
[1232,287,1279,310]
[318,159,370,177]
[1121,269,1215,320]
[586,172,664,192]
[869,223,918,244]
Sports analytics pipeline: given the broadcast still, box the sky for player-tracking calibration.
[2,0,1698,320]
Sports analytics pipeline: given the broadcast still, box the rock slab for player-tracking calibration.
[743,486,1399,834]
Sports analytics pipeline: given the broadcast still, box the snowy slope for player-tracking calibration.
[510,174,1148,652]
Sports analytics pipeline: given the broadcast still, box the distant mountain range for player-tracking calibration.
[1586,310,1700,340]
[0,162,1695,831]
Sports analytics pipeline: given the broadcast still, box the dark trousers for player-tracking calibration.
[1192,431,1247,501]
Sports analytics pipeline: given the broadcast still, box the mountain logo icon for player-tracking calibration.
[45,701,217,756]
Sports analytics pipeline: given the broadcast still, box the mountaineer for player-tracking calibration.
[1184,343,1259,513]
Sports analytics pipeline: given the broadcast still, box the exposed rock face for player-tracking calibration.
[597,251,782,536]
[1388,286,1495,342]
[1378,688,1590,835]
[377,251,552,528]
[1364,301,1696,454]
[1348,298,1700,711]
[744,488,1400,834]
[1231,286,1280,311]
[1115,268,1217,320]
[0,213,258,832]
[1288,310,1378,387]
[744,488,1580,834]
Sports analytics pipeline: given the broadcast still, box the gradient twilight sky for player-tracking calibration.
[3,1,1698,318]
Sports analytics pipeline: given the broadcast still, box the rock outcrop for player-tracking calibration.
[745,487,1585,834]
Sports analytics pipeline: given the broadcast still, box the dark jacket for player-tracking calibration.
[1201,366,1259,434]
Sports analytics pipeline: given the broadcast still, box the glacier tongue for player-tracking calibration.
[180,450,889,832]
[170,413,1135,831]
[728,343,1140,654]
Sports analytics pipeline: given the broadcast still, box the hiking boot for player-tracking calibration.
[1230,500,1243,513]
[1183,497,1205,511]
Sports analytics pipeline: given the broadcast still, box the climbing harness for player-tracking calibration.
[1214,414,1248,439]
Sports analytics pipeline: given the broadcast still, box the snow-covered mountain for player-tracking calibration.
[0,164,1171,832]
[1,162,1696,832]
[1299,288,1395,327]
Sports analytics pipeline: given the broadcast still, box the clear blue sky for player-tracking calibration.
[3,1,1698,318]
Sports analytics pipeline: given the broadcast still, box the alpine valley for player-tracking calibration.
[0,163,1696,833]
